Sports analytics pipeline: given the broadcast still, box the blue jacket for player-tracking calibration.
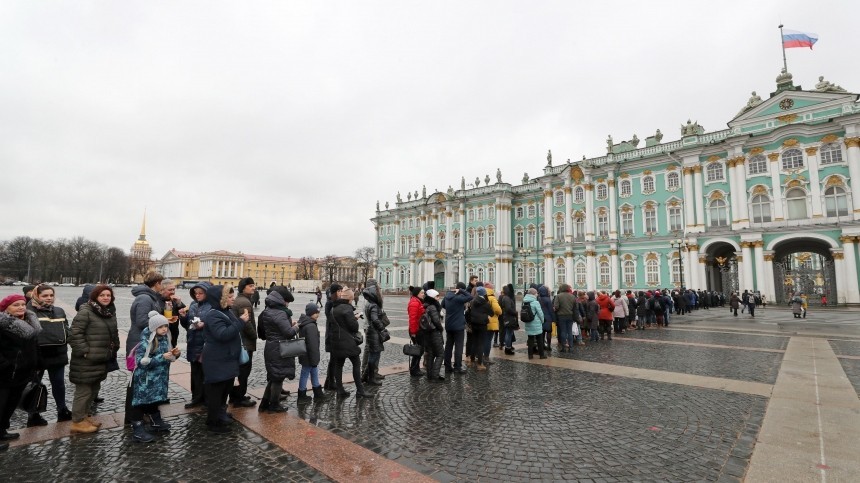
[131,328,172,406]
[201,285,244,384]
[441,289,473,331]
[522,294,545,336]
[180,282,212,362]
[537,285,556,330]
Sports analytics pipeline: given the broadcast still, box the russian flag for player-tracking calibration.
[782,29,818,49]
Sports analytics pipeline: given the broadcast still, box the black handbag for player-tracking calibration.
[378,310,391,327]
[18,377,49,413]
[402,343,424,357]
[279,338,307,358]
[379,328,391,343]
[352,332,364,345]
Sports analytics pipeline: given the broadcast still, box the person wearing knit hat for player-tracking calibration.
[128,310,180,443]
[0,294,26,312]
[0,293,42,446]
[321,283,344,391]
[295,302,328,404]
[305,302,320,316]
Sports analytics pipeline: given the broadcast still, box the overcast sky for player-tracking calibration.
[2,1,856,259]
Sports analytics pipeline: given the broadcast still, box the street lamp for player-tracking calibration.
[453,252,464,285]
[670,238,690,289]
[326,261,336,286]
[518,248,533,293]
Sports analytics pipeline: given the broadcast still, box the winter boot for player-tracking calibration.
[70,420,98,434]
[312,386,330,402]
[148,411,172,432]
[57,407,72,422]
[372,364,385,385]
[131,421,155,443]
[296,390,313,405]
[429,357,445,382]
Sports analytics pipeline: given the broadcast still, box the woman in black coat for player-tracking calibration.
[201,285,247,433]
[421,289,445,381]
[259,287,297,413]
[0,294,42,447]
[329,289,369,398]
[27,284,71,426]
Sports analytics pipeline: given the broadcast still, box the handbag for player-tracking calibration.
[239,345,250,364]
[106,356,120,373]
[279,338,307,358]
[379,328,391,342]
[378,310,391,327]
[402,343,424,357]
[19,377,49,413]
[352,331,364,345]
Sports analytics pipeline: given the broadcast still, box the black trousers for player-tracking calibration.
[444,329,465,370]
[470,325,486,364]
[409,334,423,374]
[333,355,365,393]
[128,402,160,421]
[229,355,253,402]
[0,384,26,432]
[205,379,233,425]
[169,322,179,348]
[189,361,205,403]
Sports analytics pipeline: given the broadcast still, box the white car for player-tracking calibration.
[11,281,28,286]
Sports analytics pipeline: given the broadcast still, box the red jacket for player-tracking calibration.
[596,293,614,321]
[407,296,425,336]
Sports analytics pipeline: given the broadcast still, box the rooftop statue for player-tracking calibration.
[475,176,481,187]
[461,176,466,191]
[631,134,640,148]
[522,172,530,184]
[385,201,389,209]
[546,149,552,166]
[376,200,380,211]
[407,191,412,201]
[422,185,426,198]
[414,190,419,199]
[396,191,402,203]
[681,119,703,136]
[736,91,763,116]
[485,174,491,186]
[606,135,613,152]
[655,129,663,143]
[815,76,847,93]
[447,185,455,196]
[496,168,502,183]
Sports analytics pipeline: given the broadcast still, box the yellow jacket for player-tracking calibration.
[486,288,503,331]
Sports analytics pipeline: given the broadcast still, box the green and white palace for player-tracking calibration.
[371,72,860,305]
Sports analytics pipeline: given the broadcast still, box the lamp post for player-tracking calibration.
[326,261,336,287]
[670,238,690,289]
[454,252,464,285]
[518,248,533,293]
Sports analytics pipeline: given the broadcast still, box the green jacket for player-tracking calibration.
[69,303,120,385]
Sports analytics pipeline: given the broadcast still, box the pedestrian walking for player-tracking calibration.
[730,292,740,317]
[68,285,119,434]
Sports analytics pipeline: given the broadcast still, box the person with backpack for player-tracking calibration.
[521,288,546,359]
[498,284,519,355]
[421,289,445,381]
[407,286,426,377]
[635,291,648,329]
[651,292,664,327]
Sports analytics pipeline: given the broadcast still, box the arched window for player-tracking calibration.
[642,176,655,194]
[476,228,485,250]
[671,258,682,286]
[621,210,634,236]
[748,154,767,175]
[575,262,586,287]
[425,232,432,246]
[782,148,804,170]
[467,264,475,279]
[515,227,524,249]
[554,190,564,206]
[820,143,843,165]
[824,186,849,217]
[555,217,565,240]
[706,162,724,182]
[515,265,524,287]
[785,188,808,219]
[751,194,772,223]
[709,199,729,227]
[643,205,657,233]
[620,179,632,196]
[646,258,660,285]
[574,215,586,241]
[666,172,680,190]
[476,207,484,220]
[597,212,608,237]
[574,186,585,203]
[668,206,683,231]
[527,226,536,247]
[527,266,537,285]
[438,231,445,248]
[515,206,524,219]
[527,205,536,218]
[556,261,565,287]
[623,260,636,287]
[488,206,495,219]
[487,226,495,248]
[400,236,407,254]
[453,231,460,251]
[476,266,485,282]
[598,261,610,286]
[487,266,495,285]
[596,184,608,200]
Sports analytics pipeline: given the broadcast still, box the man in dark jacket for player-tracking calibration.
[230,277,258,407]
[442,282,473,374]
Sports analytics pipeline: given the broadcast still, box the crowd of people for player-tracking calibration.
[0,271,814,449]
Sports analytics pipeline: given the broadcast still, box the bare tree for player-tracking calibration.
[354,246,377,287]
[321,254,339,287]
[296,256,318,280]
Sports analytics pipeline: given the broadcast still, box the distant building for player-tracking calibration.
[156,249,321,287]
[129,212,155,283]
[372,72,860,304]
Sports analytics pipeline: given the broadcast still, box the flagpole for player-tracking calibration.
[778,24,788,72]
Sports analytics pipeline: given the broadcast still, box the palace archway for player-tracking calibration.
[702,240,739,295]
[770,237,837,305]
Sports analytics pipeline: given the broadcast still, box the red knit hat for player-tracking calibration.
[0,294,26,312]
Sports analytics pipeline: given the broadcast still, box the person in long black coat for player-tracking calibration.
[259,288,297,413]
[321,284,342,391]
[329,289,369,398]
[201,285,247,433]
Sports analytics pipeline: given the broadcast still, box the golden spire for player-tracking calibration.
[138,209,147,242]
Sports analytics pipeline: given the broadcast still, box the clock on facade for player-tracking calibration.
[779,98,794,110]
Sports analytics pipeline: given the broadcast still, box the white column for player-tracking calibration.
[806,147,824,217]
[683,167,696,228]
[585,246,596,291]
[697,253,708,290]
[419,211,427,249]
[608,178,618,239]
[740,242,754,291]
[564,183,573,242]
[458,256,465,285]
[459,203,466,250]
[444,211,453,251]
[693,165,705,229]
[844,138,860,217]
[565,252,574,285]
[585,178,595,241]
[727,160,739,223]
[753,241,765,293]
[762,252,775,304]
[831,250,847,304]
[394,217,401,257]
[735,158,750,225]
[839,235,860,304]
[610,248,619,288]
[768,153,785,221]
[687,244,700,289]
[543,187,553,245]
[432,210,439,247]
[544,254,554,292]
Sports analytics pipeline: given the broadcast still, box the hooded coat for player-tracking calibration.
[612,295,629,319]
[330,299,362,358]
[407,295,425,337]
[441,289,473,331]
[362,283,387,353]
[498,284,519,330]
[586,293,600,330]
[75,284,96,311]
[522,293,544,336]
[201,285,244,384]
[537,286,556,331]
[179,282,212,362]
[298,313,322,367]
[131,327,172,406]
[127,285,162,356]
[422,296,445,355]
[485,288,503,331]
[232,291,258,352]
[68,302,119,385]
[596,293,614,321]
[260,291,298,382]
[0,310,41,387]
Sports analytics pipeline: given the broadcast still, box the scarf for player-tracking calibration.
[89,300,116,318]
[30,298,53,312]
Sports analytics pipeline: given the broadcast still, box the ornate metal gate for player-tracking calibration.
[715,256,739,295]
[773,252,836,305]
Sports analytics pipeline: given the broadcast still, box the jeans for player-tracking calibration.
[299,365,320,391]
[557,316,574,348]
[444,329,465,370]
[663,309,671,325]
[482,329,493,357]
[748,303,755,317]
[71,381,101,423]
[368,351,381,367]
[613,317,625,333]
[589,324,600,342]
[503,327,515,348]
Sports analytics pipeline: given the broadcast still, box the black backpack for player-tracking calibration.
[652,298,662,311]
[520,302,535,322]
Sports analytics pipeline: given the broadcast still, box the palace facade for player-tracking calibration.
[156,249,321,287]
[371,72,860,304]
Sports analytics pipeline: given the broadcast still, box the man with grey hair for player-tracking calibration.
[159,279,187,348]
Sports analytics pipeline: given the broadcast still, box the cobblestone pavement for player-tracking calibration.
[837,358,860,398]
[296,361,766,482]
[625,327,789,350]
[0,413,330,483]
[829,339,860,357]
[548,335,784,384]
